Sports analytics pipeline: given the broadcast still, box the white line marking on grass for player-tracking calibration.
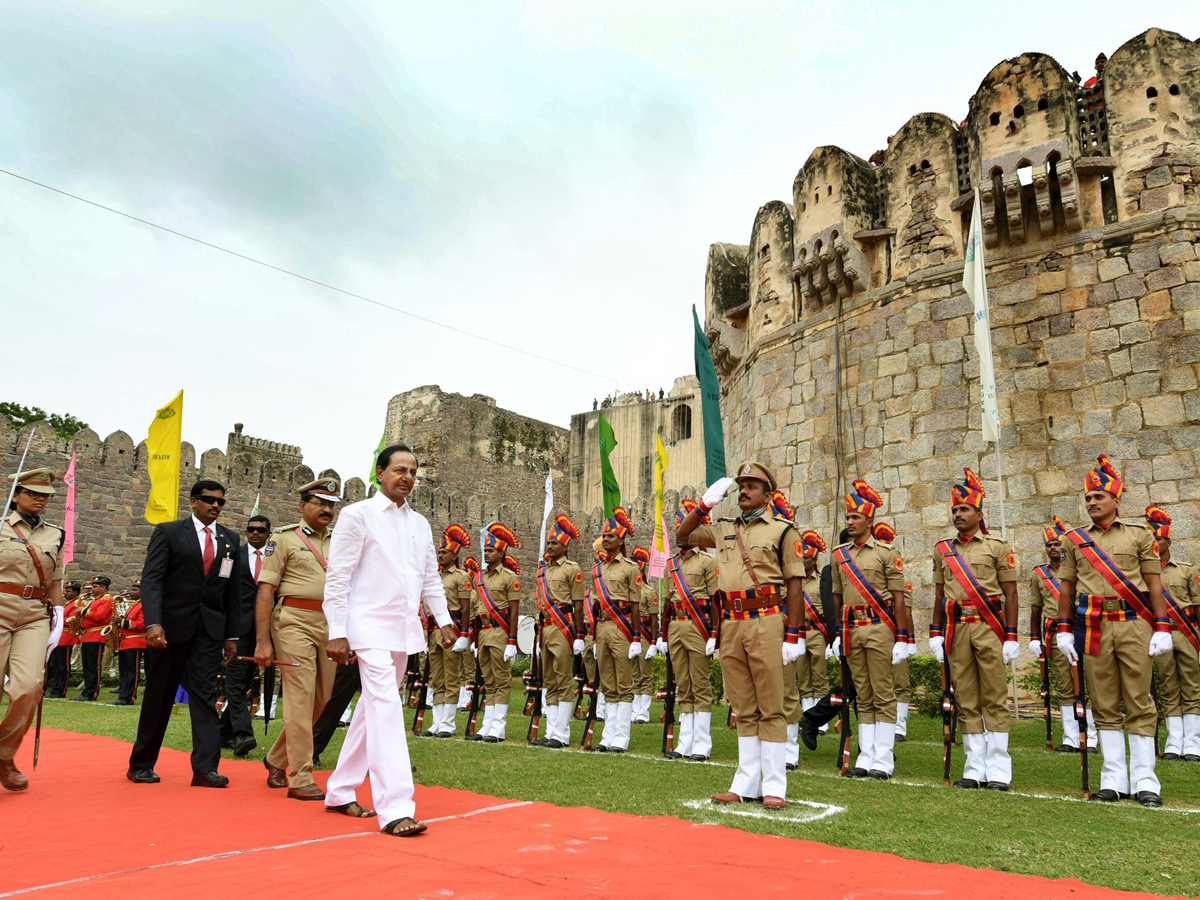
[0,800,532,897]
[682,798,846,824]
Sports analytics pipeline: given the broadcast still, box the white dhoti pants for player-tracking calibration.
[325,648,415,828]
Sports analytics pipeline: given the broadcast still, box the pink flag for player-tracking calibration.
[62,453,77,566]
[648,514,671,580]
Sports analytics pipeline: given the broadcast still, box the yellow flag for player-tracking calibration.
[144,390,183,524]
[650,433,670,577]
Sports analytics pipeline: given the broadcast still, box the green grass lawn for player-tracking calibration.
[24,683,1200,898]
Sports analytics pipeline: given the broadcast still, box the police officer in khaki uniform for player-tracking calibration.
[533,514,585,748]
[679,463,806,810]
[254,478,339,800]
[630,546,659,724]
[1056,455,1171,807]
[829,479,906,780]
[425,524,473,737]
[928,468,1020,790]
[1145,506,1200,762]
[1030,517,1096,752]
[797,529,831,727]
[765,492,806,771]
[0,469,65,791]
[589,507,642,753]
[870,523,916,741]
[659,499,718,761]
[472,523,521,742]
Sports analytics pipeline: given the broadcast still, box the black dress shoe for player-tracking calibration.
[221,737,236,750]
[786,763,797,772]
[45,692,65,700]
[1090,789,1121,802]
[107,699,133,706]
[464,733,483,742]
[595,745,610,753]
[1135,791,1163,808]
[953,778,981,789]
[312,755,322,767]
[481,735,501,743]
[1161,752,1182,761]
[542,739,566,749]
[608,747,625,754]
[232,736,257,758]
[126,767,160,784]
[1054,743,1078,753]
[664,751,683,759]
[845,767,869,778]
[191,770,229,788]
[895,734,907,743]
[689,754,710,762]
[867,770,890,780]
[1184,754,1200,762]
[986,781,1009,791]
[70,696,94,702]
[800,719,819,751]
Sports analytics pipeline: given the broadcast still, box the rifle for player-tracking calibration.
[661,643,677,757]
[1071,652,1091,800]
[1040,643,1053,750]
[411,650,433,735]
[940,651,954,785]
[580,649,603,751]
[572,654,586,719]
[836,652,852,775]
[404,655,423,708]
[464,631,487,740]
[1151,671,1161,760]
[526,622,544,744]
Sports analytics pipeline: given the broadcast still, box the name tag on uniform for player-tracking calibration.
[218,558,234,579]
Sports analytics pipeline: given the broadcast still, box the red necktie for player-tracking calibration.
[253,549,262,583]
[203,526,215,577]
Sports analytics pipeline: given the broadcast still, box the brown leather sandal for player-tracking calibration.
[325,801,377,818]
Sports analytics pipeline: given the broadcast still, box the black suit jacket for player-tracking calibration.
[140,517,242,642]
[236,545,261,636]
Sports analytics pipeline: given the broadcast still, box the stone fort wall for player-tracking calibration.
[703,28,1200,639]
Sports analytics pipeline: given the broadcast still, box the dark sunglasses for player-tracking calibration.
[245,525,268,534]
[195,495,226,507]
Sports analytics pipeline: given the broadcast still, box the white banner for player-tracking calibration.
[963,187,1001,444]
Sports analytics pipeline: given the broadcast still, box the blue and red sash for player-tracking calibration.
[536,565,576,642]
[1064,528,1155,624]
[803,591,828,641]
[418,599,431,632]
[1162,582,1200,652]
[474,571,511,630]
[667,555,710,641]
[934,540,1006,647]
[833,546,897,635]
[1034,565,1061,604]
[592,562,635,642]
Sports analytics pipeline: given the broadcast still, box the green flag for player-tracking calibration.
[598,412,621,517]
[368,429,387,487]
[693,305,727,484]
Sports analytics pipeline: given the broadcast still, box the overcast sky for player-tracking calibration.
[1,2,1186,480]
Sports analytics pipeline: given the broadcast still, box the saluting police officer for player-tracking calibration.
[255,478,339,801]
[0,469,65,791]
[1145,506,1200,762]
[1056,456,1171,807]
[929,468,1020,790]
[679,462,806,810]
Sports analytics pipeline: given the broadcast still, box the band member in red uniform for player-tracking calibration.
[111,580,147,706]
[74,576,114,701]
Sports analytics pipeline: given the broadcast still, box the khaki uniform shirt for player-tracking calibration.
[801,571,822,618]
[1160,559,1200,609]
[0,511,64,590]
[830,536,906,602]
[692,512,804,594]
[664,550,718,615]
[259,523,332,600]
[593,554,641,621]
[639,582,659,615]
[1029,562,1061,618]
[540,557,585,607]
[932,531,1018,600]
[439,565,473,615]
[475,565,521,621]
[1058,520,1160,596]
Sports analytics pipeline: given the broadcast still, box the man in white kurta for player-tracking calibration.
[323,446,455,835]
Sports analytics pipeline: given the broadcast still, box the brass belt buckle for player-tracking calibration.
[21,585,35,599]
[732,595,744,613]
[1102,599,1121,612]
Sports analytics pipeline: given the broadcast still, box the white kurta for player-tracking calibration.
[323,491,451,826]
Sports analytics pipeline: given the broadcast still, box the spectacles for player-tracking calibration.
[196,495,226,507]
[246,526,268,534]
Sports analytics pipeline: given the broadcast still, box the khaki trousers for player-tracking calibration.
[1044,615,1076,700]
[947,621,1010,734]
[782,658,801,724]
[845,621,896,724]
[1155,629,1200,717]
[427,630,462,705]
[1083,618,1156,735]
[893,655,911,703]
[583,634,597,684]
[720,615,785,742]
[595,620,633,703]
[633,644,654,695]
[266,605,336,788]
[478,626,511,704]
[668,619,712,713]
[541,623,575,704]
[798,630,829,699]
[0,597,50,759]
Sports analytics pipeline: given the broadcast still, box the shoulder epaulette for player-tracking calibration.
[275,523,301,534]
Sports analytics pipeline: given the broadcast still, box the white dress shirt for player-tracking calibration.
[323,490,450,653]
[246,543,264,583]
[192,515,216,556]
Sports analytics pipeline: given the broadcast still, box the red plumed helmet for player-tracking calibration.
[504,554,520,575]
[631,546,650,569]
[852,479,883,508]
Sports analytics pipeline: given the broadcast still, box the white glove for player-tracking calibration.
[906,641,918,659]
[782,640,806,665]
[572,638,585,655]
[1148,631,1173,658]
[627,641,642,660]
[645,644,658,660]
[705,637,717,657]
[1028,639,1043,659]
[824,643,834,660]
[503,643,517,663]
[45,607,64,662]
[656,638,669,655]
[929,635,945,663]
[831,636,842,659]
[1002,640,1020,664]
[452,636,469,653]
[701,476,736,511]
[1056,631,1078,664]
[470,641,478,657]
[891,641,907,666]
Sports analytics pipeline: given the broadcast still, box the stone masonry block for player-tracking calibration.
[1097,257,1130,281]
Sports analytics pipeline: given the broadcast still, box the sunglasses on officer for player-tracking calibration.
[245,525,268,533]
[195,494,226,507]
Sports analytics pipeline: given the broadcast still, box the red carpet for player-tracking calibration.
[0,729,1175,899]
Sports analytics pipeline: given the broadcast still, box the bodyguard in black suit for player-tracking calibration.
[127,480,241,787]
[220,515,271,756]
